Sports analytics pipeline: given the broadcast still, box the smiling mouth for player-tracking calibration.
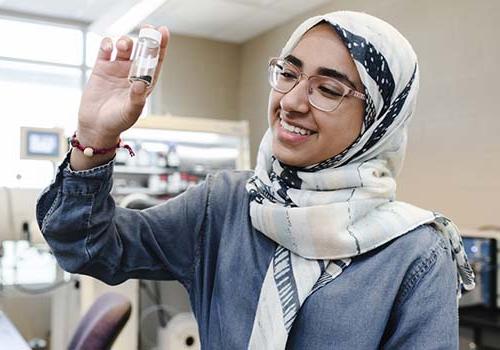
[279,117,316,136]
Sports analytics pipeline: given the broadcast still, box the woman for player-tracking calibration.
[37,11,474,349]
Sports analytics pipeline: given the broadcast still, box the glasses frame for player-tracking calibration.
[268,57,366,112]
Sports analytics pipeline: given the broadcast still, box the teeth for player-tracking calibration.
[280,118,312,136]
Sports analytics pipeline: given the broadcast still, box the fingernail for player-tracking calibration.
[118,40,128,49]
[101,40,112,51]
[133,82,146,94]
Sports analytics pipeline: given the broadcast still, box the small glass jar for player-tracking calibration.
[128,28,161,87]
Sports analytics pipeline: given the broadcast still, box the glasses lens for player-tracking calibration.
[308,77,347,111]
[269,60,298,93]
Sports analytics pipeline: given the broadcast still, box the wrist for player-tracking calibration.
[70,147,116,171]
[71,131,135,158]
[76,127,120,149]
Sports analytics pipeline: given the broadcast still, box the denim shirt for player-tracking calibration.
[36,153,459,349]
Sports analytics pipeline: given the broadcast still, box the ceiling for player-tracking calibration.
[0,0,332,43]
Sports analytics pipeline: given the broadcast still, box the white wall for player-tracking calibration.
[152,33,241,121]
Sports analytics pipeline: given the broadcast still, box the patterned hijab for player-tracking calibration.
[245,11,475,349]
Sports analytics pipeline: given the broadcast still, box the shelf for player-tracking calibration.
[114,165,172,175]
[113,187,171,196]
[460,306,500,330]
[460,306,500,349]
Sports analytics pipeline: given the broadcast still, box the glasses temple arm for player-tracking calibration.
[349,89,366,101]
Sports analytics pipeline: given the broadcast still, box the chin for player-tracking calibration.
[272,144,310,168]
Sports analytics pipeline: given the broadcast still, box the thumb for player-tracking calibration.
[131,80,147,98]
[126,81,148,120]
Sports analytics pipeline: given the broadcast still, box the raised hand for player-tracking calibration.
[71,25,169,170]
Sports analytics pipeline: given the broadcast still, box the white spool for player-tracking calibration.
[157,312,200,350]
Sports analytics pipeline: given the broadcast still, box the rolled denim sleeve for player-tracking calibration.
[380,235,459,349]
[36,152,210,288]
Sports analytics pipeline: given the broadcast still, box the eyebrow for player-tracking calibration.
[284,54,357,89]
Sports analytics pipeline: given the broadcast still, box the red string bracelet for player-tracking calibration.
[70,132,135,158]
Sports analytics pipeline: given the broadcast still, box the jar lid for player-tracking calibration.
[138,28,162,43]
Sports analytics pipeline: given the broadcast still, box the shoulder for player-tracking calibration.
[206,170,253,198]
[362,224,451,268]
[204,170,253,212]
[208,169,253,187]
[385,224,456,304]
[350,224,456,306]
[378,225,460,349]
[387,223,451,262]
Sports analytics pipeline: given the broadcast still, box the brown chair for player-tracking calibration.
[67,292,132,350]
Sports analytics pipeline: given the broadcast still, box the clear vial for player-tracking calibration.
[128,28,161,86]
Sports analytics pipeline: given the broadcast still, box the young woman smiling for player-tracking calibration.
[37,11,474,349]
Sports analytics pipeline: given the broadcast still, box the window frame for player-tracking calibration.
[0,11,89,90]
[0,12,151,188]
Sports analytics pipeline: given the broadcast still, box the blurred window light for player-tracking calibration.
[0,17,151,188]
[0,18,83,66]
[86,31,103,67]
[0,60,81,187]
[1,241,57,286]
[0,18,84,188]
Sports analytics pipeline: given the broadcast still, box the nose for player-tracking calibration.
[279,78,310,114]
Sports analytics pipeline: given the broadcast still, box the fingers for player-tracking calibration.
[96,37,113,61]
[115,36,134,61]
[96,35,133,63]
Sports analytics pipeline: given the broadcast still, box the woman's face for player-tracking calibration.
[268,24,365,167]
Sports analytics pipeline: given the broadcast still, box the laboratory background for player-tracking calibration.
[0,0,499,349]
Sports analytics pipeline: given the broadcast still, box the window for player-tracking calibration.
[0,18,84,188]
[0,60,81,187]
[0,18,83,65]
[0,16,149,188]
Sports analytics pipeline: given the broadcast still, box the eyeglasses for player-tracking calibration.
[268,57,366,112]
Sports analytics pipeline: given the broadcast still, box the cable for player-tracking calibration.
[139,303,179,350]
[140,280,157,302]
[6,244,76,295]
[12,277,76,295]
[1,187,16,240]
[153,281,168,328]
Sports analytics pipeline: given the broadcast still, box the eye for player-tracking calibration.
[317,84,343,97]
[274,61,298,79]
[278,67,298,80]
[280,71,297,79]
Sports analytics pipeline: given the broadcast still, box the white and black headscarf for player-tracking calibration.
[245,11,475,349]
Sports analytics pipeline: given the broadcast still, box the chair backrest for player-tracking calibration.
[67,292,132,350]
